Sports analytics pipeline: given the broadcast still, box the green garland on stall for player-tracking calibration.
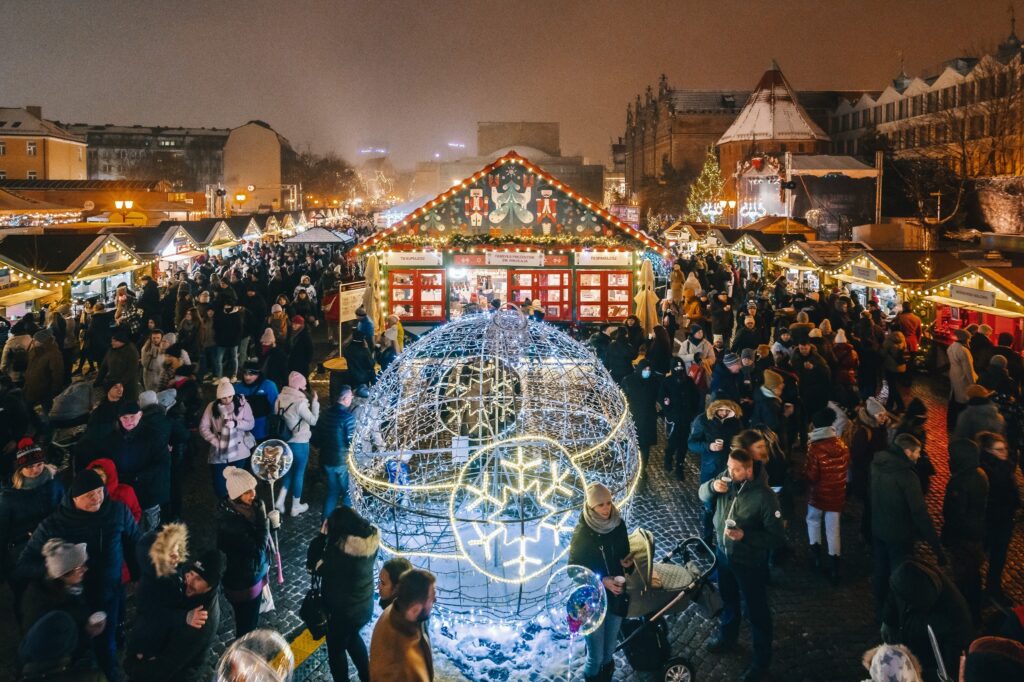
[373,231,638,251]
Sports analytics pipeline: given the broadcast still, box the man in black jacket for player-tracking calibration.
[343,331,376,387]
[126,548,224,682]
[659,358,701,480]
[287,315,314,377]
[315,386,357,520]
[870,433,945,616]
[942,438,989,625]
[213,303,243,382]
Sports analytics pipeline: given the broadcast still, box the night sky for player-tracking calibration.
[1,0,1016,168]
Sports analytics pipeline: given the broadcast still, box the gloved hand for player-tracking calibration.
[268,510,281,529]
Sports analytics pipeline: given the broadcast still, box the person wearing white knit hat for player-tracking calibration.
[199,379,256,498]
[41,538,88,581]
[217,465,273,637]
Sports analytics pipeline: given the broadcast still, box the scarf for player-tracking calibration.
[582,502,622,535]
[809,426,836,443]
[19,467,53,490]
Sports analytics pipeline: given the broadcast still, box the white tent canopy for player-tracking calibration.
[283,227,355,245]
[789,155,878,179]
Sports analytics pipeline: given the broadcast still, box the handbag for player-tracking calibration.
[300,573,329,639]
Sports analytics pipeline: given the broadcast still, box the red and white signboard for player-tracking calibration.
[383,251,443,267]
[485,251,544,267]
[576,251,632,267]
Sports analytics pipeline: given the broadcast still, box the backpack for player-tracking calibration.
[9,344,29,373]
[266,402,294,441]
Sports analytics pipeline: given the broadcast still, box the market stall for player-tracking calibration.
[0,233,148,304]
[924,267,1024,350]
[226,216,264,244]
[726,231,806,278]
[105,223,203,278]
[185,218,240,257]
[824,249,967,315]
[664,222,711,255]
[0,254,59,320]
[766,240,861,292]
[353,151,667,325]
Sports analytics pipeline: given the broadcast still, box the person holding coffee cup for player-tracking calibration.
[688,399,743,544]
[569,483,634,682]
[699,449,786,681]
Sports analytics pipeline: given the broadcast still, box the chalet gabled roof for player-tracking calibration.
[718,64,829,145]
[356,151,665,254]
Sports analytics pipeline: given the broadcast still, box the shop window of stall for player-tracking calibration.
[509,270,571,320]
[576,270,632,321]
[389,269,445,321]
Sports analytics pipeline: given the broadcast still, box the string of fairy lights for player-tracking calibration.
[348,307,641,622]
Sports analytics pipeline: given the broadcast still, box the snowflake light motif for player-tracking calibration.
[451,438,585,583]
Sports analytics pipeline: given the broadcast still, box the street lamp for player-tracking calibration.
[113,199,134,223]
[728,200,737,228]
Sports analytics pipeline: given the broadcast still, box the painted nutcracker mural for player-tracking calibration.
[464,188,489,229]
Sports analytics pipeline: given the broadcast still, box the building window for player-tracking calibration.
[26,141,38,156]
[0,171,6,179]
[885,103,895,122]
[0,141,5,155]
[27,171,37,179]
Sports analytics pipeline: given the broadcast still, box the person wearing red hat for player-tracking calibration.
[287,315,314,378]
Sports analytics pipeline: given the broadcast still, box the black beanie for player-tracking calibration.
[70,469,105,498]
[189,549,225,589]
[811,407,837,429]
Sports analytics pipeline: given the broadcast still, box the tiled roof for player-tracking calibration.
[0,108,84,142]
[718,66,830,145]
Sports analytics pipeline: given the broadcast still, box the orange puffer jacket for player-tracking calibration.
[805,429,850,512]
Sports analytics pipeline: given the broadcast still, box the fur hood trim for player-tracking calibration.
[341,529,380,558]
[706,399,742,420]
[149,522,189,578]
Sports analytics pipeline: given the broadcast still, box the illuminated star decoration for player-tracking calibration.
[436,358,521,440]
[451,437,586,584]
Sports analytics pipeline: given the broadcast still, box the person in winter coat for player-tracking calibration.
[645,325,674,375]
[670,263,685,302]
[969,324,996,375]
[268,303,289,344]
[978,432,1020,600]
[216,466,274,638]
[23,329,64,414]
[699,449,785,680]
[83,302,115,375]
[20,539,98,647]
[892,398,936,496]
[140,328,165,392]
[894,302,923,353]
[315,386,357,520]
[830,328,859,408]
[979,353,1020,399]
[127,522,189,663]
[709,290,734,342]
[731,315,761,354]
[659,358,701,479]
[212,302,243,381]
[376,557,413,611]
[126,548,223,682]
[805,408,850,584]
[261,327,291,390]
[991,331,1024,391]
[0,439,64,617]
[274,371,320,516]
[947,328,977,431]
[954,384,1006,438]
[307,506,379,682]
[1,317,36,384]
[96,326,141,401]
[880,331,909,412]
[233,361,279,441]
[18,468,140,681]
[199,379,256,499]
[870,434,944,616]
[710,352,744,403]
[677,322,716,375]
[569,483,633,682]
[623,315,645,356]
[369,568,436,682]
[605,328,636,384]
[793,340,832,412]
[621,360,661,466]
[86,401,169,533]
[942,438,989,624]
[880,559,973,682]
[85,458,142,575]
[287,315,315,377]
[689,399,743,543]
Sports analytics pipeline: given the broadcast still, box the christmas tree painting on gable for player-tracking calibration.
[357,151,664,253]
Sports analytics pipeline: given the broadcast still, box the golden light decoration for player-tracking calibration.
[348,306,640,621]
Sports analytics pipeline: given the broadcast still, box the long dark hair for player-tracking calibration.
[327,505,374,543]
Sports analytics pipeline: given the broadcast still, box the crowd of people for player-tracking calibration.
[581,249,1024,682]
[0,238,1022,681]
[0,240,439,682]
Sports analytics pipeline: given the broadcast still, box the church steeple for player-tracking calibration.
[998,3,1022,61]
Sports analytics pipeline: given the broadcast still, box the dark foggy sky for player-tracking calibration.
[1,0,1016,168]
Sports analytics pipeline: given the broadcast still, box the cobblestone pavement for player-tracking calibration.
[2,370,1022,682]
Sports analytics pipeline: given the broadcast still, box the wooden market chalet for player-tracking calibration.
[354,151,668,324]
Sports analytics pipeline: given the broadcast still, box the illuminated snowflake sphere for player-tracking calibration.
[349,307,640,621]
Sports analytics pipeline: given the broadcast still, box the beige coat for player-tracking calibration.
[369,604,434,682]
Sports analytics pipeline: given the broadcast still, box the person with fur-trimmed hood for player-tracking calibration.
[689,399,743,543]
[128,522,189,658]
[308,505,380,682]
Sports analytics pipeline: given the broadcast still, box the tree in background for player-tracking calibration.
[283,150,359,202]
[684,147,725,222]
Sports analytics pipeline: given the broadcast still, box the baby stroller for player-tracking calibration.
[616,530,720,681]
[43,381,94,471]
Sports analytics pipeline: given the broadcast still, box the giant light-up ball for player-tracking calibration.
[349,307,640,621]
